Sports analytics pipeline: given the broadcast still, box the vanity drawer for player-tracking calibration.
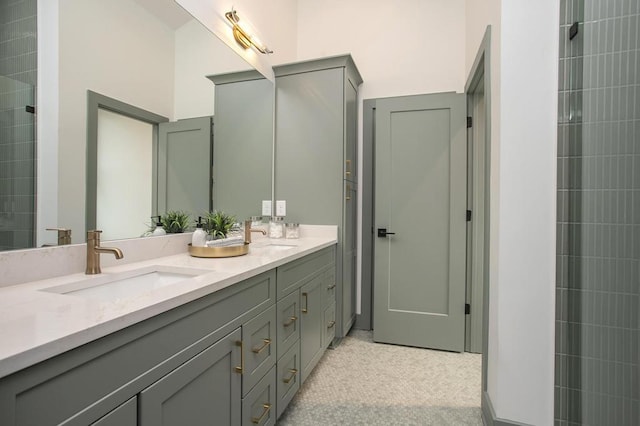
[276,246,335,299]
[323,302,336,347]
[322,267,336,308]
[242,305,277,396]
[242,366,276,426]
[276,290,300,359]
[276,342,301,419]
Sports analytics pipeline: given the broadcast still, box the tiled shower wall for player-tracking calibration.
[556,0,640,424]
[0,0,37,250]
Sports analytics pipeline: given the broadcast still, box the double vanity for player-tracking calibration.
[0,227,337,425]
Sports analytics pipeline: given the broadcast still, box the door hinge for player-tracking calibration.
[465,303,471,315]
[25,105,35,114]
[466,116,472,128]
[466,210,472,222]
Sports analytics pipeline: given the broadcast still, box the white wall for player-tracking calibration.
[297,0,466,98]
[37,0,59,246]
[58,0,176,242]
[466,1,558,425]
[174,19,250,120]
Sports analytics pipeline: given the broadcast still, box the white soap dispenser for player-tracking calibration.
[151,216,166,236]
[192,216,207,247]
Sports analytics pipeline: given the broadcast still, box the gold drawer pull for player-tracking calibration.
[345,159,351,177]
[283,368,298,384]
[251,403,272,424]
[302,292,308,313]
[234,340,244,374]
[283,315,298,327]
[251,338,272,354]
[327,284,336,290]
[327,320,336,329]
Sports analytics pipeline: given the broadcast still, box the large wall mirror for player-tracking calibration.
[0,0,275,251]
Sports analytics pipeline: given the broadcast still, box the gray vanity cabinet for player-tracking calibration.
[208,71,274,220]
[274,55,362,342]
[0,247,338,426]
[139,329,242,425]
[273,246,335,419]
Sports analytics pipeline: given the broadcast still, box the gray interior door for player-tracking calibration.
[157,117,212,217]
[373,93,466,352]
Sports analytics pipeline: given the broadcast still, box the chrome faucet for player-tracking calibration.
[86,230,124,274]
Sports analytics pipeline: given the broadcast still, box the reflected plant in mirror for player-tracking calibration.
[161,211,191,234]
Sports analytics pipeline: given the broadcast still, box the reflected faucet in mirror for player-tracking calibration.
[86,230,124,275]
[45,228,72,246]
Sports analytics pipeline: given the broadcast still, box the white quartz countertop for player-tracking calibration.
[0,234,336,379]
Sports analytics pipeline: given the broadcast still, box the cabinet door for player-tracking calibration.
[342,181,357,335]
[300,274,324,383]
[91,397,136,426]
[276,290,300,358]
[242,366,276,426]
[243,305,277,396]
[344,77,358,183]
[139,328,242,426]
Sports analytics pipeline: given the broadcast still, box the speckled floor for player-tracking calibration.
[277,330,483,426]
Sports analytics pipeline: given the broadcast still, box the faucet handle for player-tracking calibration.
[46,228,72,245]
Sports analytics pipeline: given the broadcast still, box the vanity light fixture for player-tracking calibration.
[224,8,273,54]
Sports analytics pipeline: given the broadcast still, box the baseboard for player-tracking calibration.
[482,391,532,426]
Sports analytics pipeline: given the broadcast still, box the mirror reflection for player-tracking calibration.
[0,0,274,251]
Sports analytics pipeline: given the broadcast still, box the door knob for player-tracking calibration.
[377,228,396,238]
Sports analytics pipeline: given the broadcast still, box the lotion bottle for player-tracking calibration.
[192,216,207,247]
[151,216,166,236]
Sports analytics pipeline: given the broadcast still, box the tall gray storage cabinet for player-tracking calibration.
[274,55,362,341]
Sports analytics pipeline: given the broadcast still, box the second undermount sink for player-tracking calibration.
[42,265,211,302]
[254,242,297,251]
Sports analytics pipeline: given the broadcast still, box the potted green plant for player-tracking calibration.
[161,211,191,233]
[202,210,238,239]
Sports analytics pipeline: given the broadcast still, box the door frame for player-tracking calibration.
[465,26,492,397]
[358,26,492,368]
[86,91,169,231]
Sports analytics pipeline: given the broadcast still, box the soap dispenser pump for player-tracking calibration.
[151,216,166,236]
[192,216,207,247]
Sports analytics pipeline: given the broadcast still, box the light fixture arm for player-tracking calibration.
[224,9,273,55]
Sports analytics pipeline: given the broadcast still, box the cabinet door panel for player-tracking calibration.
[276,343,301,418]
[91,397,136,426]
[243,305,277,395]
[242,366,276,426]
[139,328,241,426]
[276,290,300,358]
[300,274,324,383]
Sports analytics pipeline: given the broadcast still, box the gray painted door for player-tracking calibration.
[157,117,212,217]
[373,93,466,352]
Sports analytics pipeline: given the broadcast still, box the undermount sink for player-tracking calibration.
[254,242,297,251]
[42,265,211,301]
